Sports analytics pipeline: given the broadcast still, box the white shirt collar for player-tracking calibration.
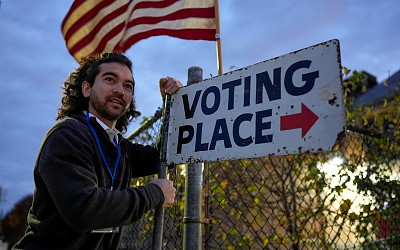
[85,111,121,143]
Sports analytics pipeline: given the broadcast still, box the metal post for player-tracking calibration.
[183,67,204,250]
[152,95,171,250]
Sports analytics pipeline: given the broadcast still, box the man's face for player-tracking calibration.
[83,62,134,127]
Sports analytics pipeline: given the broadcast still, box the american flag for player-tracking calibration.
[62,0,217,61]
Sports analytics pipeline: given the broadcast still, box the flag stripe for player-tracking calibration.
[64,1,129,51]
[130,0,215,20]
[62,0,113,38]
[118,18,215,51]
[134,0,214,10]
[118,28,216,51]
[62,0,130,59]
[118,0,216,50]
[62,0,216,61]
[72,22,125,60]
[134,0,179,9]
[127,18,216,33]
[61,0,87,34]
[129,8,215,26]
[68,6,128,55]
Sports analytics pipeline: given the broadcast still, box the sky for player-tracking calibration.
[0,1,399,215]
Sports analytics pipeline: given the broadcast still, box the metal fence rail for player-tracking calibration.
[120,109,400,249]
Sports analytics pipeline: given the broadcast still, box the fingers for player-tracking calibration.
[151,178,176,207]
[159,76,183,97]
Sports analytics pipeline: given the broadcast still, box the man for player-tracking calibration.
[14,52,182,249]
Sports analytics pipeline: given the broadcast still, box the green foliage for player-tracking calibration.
[342,68,400,247]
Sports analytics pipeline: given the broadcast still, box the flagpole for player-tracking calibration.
[214,0,223,75]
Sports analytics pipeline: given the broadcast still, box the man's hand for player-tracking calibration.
[150,178,176,207]
[159,76,183,99]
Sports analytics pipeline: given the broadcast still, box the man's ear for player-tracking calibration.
[82,81,91,98]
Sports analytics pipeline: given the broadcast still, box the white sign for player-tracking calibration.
[166,39,345,164]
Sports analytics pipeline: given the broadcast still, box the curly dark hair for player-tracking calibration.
[57,52,141,133]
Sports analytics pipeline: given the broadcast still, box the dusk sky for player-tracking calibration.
[1,1,399,214]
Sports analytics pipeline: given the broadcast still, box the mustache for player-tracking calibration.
[107,94,127,107]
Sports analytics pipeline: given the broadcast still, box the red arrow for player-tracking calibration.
[280,103,319,138]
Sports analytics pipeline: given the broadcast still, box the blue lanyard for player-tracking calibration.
[85,111,121,190]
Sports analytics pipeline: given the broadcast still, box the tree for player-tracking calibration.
[343,68,400,248]
[0,186,5,220]
[0,195,32,249]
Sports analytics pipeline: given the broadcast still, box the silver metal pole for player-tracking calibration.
[183,67,204,250]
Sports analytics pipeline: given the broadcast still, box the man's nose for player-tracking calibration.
[112,83,125,95]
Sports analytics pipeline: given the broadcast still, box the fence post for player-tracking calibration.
[183,67,204,250]
[152,95,171,250]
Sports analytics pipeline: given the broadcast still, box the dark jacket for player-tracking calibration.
[14,113,164,249]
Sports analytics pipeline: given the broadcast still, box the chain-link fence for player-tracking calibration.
[119,108,400,249]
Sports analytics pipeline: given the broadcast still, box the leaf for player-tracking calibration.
[346,110,353,121]
[282,237,290,245]
[280,217,288,226]
[339,199,352,214]
[220,180,228,189]
[342,66,350,75]
[383,80,389,87]
[362,84,367,93]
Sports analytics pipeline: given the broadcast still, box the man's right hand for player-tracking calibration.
[150,178,176,207]
[159,76,183,99]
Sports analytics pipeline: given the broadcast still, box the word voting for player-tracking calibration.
[176,60,319,154]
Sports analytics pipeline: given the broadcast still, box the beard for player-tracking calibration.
[89,90,129,122]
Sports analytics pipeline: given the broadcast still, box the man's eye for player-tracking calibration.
[105,77,114,82]
[124,83,133,91]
